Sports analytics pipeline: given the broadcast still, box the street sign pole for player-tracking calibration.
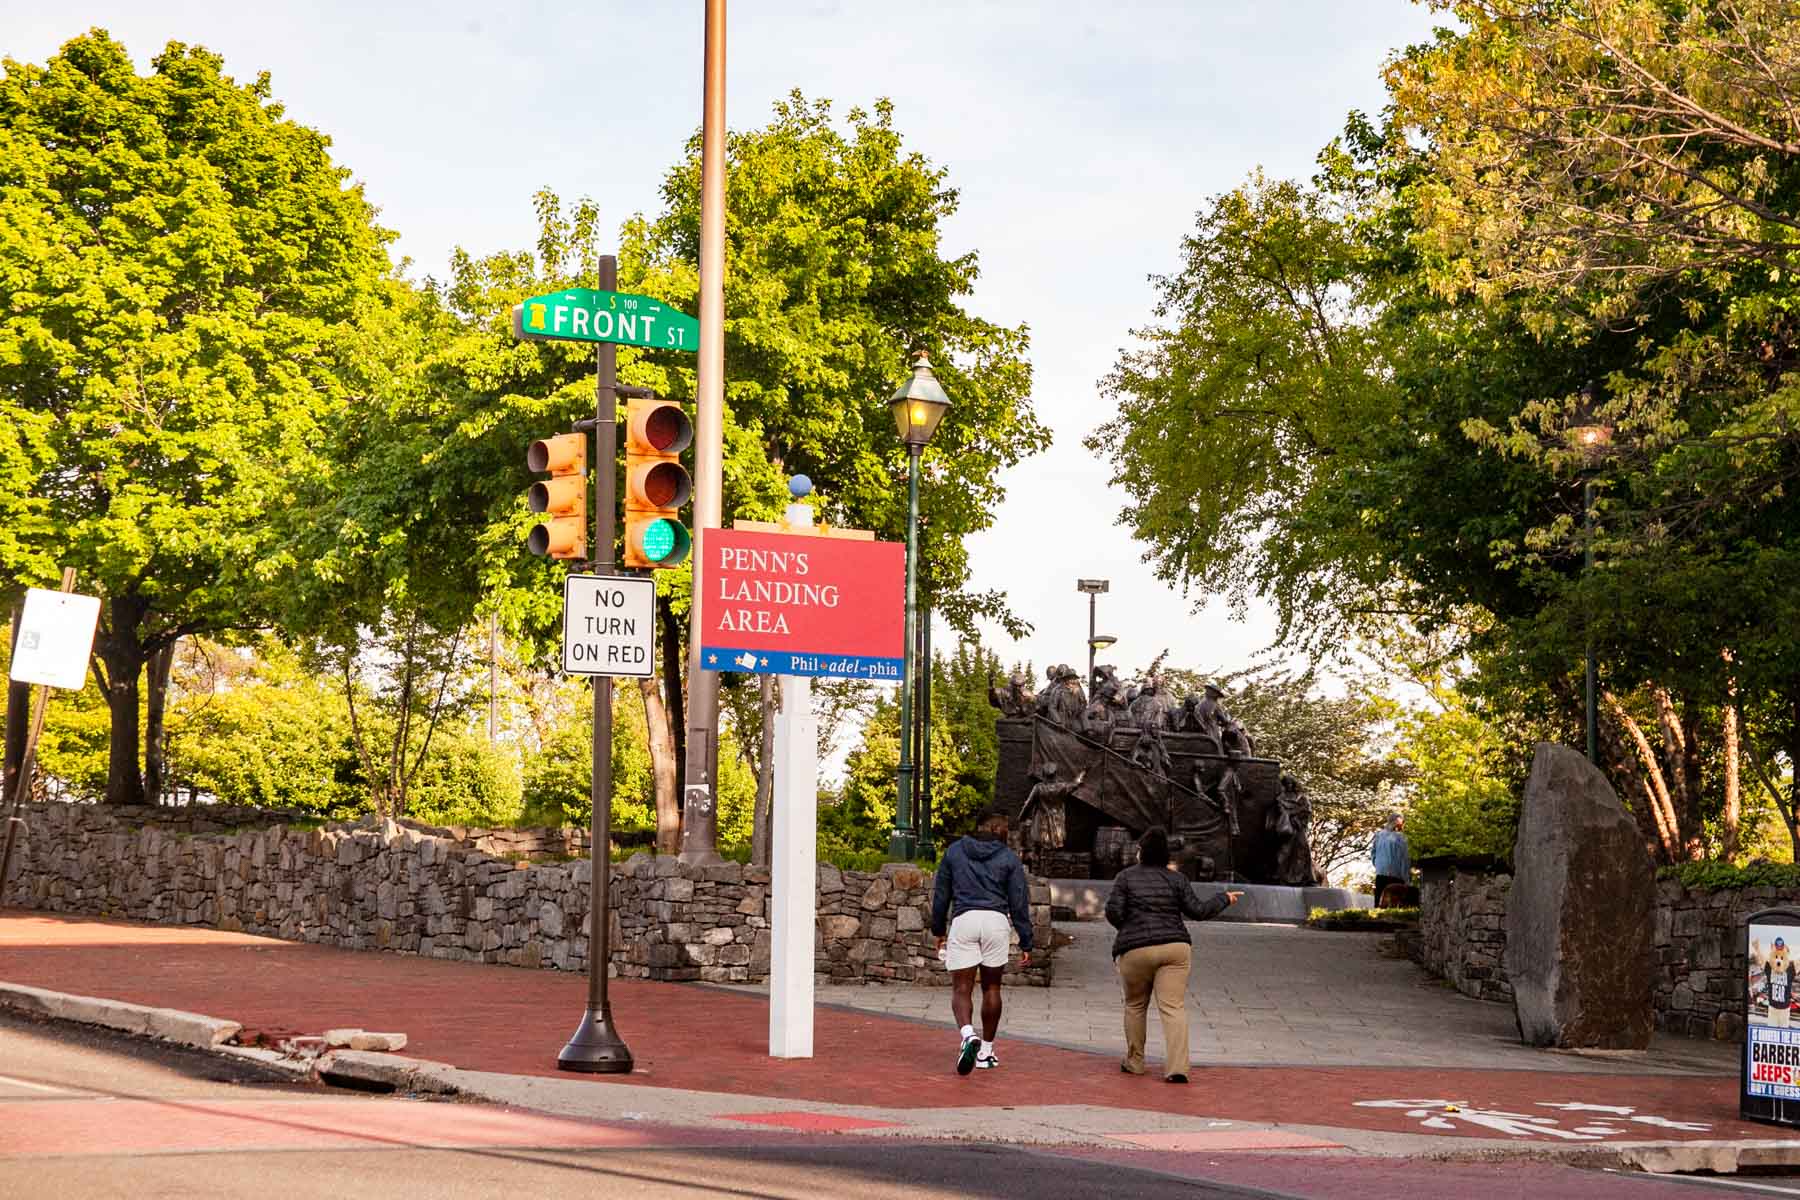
[769,494,816,1057]
[558,255,634,1075]
[681,0,728,865]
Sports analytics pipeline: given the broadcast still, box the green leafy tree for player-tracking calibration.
[1393,685,1517,862]
[0,31,391,804]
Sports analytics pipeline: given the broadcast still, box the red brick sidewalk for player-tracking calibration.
[0,914,1760,1142]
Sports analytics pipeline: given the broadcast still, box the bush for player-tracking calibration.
[1305,905,1420,930]
[1660,861,1800,892]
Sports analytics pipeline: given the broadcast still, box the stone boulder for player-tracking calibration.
[1504,743,1654,1049]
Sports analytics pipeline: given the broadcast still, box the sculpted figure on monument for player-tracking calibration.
[1019,763,1084,851]
[1271,772,1317,885]
[1222,715,1255,758]
[1128,666,1177,731]
[1036,664,1087,725]
[987,668,1036,719]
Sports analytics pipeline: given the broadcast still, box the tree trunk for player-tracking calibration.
[658,594,686,811]
[1599,712,1667,860]
[751,674,775,868]
[4,600,28,805]
[97,595,149,806]
[1723,658,1741,861]
[640,676,681,853]
[1790,686,1800,862]
[142,642,175,806]
[1604,691,1679,862]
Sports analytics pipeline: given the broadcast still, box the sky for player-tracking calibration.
[5,0,1443,687]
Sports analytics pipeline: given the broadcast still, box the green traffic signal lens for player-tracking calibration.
[643,518,691,565]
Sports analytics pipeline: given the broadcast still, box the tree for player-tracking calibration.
[621,92,1049,635]
[0,32,391,803]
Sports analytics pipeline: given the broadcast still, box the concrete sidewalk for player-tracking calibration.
[808,919,1736,1075]
[0,912,1782,1166]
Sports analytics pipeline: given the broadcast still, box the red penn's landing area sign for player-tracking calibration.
[697,528,903,681]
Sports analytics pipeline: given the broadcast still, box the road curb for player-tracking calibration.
[315,1048,461,1095]
[0,980,241,1050]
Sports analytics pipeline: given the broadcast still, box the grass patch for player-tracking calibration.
[1305,905,1420,931]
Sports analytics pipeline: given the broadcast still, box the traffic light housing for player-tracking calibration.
[623,396,693,568]
[526,432,587,560]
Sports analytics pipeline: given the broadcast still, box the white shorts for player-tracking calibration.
[946,909,1012,970]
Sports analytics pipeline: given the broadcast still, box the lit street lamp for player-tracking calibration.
[1571,385,1614,765]
[888,351,950,861]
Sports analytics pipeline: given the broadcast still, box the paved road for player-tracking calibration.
[0,1012,1749,1199]
[815,920,1737,1075]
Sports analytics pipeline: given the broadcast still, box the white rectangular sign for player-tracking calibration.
[10,588,102,690]
[562,574,655,678]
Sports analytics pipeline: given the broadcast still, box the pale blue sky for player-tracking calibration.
[5,1,1442,682]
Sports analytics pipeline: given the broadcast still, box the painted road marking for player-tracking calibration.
[718,1111,899,1133]
[0,1074,72,1094]
[1354,1098,1711,1140]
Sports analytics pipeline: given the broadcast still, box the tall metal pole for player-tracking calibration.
[917,602,933,856]
[559,256,633,1074]
[1583,477,1598,764]
[1087,591,1097,693]
[681,0,727,865]
[891,444,922,861]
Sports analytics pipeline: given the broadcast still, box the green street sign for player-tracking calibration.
[511,288,700,354]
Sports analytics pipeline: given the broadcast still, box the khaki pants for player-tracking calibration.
[1117,941,1192,1078]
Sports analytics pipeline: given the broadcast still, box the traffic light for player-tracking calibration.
[623,395,693,568]
[526,432,588,560]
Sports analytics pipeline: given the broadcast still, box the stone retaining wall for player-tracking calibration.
[1,802,1053,987]
[1413,868,1514,1004]
[1412,864,1797,1039]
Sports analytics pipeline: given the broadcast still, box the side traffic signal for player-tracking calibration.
[623,396,693,569]
[526,432,588,560]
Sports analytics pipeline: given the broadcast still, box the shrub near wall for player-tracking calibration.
[1,802,1053,987]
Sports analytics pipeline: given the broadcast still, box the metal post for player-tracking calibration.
[1584,477,1598,764]
[559,255,633,1074]
[1086,594,1094,692]
[918,603,933,857]
[680,0,727,865]
[891,444,922,861]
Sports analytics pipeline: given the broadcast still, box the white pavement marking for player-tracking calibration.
[0,1072,75,1094]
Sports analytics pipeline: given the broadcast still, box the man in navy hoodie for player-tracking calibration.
[932,810,1034,1075]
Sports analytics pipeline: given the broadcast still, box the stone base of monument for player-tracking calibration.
[1050,879,1370,924]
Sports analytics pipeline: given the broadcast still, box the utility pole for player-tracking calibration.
[680,0,727,864]
[557,255,633,1074]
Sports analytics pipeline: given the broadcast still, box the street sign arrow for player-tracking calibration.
[512,288,700,354]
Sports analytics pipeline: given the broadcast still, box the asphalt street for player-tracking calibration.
[0,1010,1778,1199]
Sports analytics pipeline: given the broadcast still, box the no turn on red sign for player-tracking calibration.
[562,575,655,678]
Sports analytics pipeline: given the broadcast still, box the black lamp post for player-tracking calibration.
[1571,386,1615,764]
[888,352,950,861]
[1077,579,1110,692]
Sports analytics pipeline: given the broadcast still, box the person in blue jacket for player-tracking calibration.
[932,810,1033,1075]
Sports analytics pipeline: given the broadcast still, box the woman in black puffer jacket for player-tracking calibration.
[1104,829,1240,1082]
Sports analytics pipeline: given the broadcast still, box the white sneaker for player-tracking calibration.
[975,1050,999,1070]
[956,1035,979,1075]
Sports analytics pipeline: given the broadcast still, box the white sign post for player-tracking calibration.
[768,496,819,1059]
[562,575,656,678]
[769,673,817,1058]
